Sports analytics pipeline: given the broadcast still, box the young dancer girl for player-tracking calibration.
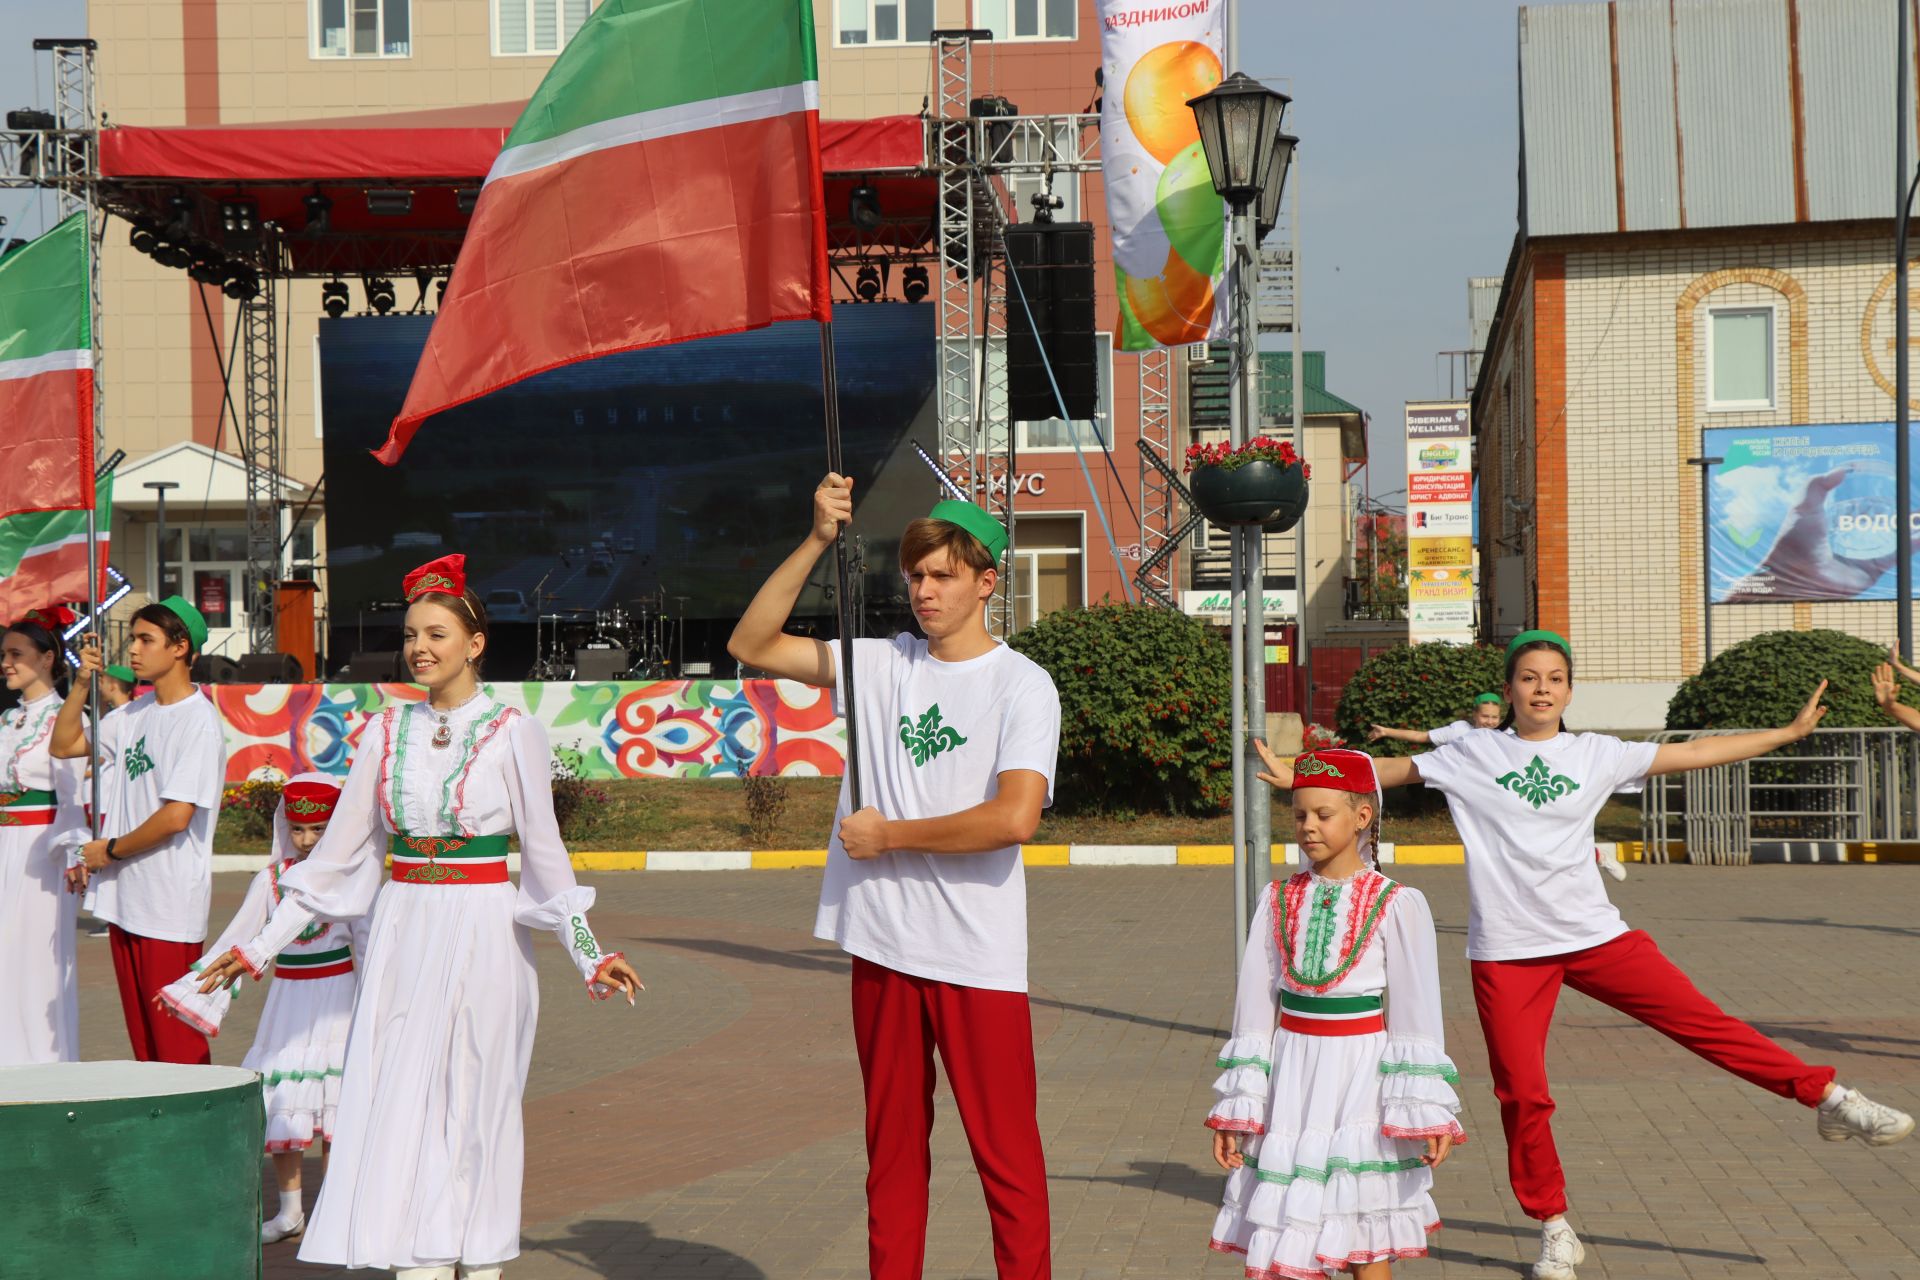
[157,773,358,1244]
[0,608,81,1064]
[195,555,642,1280]
[1257,630,1912,1280]
[1207,746,1463,1280]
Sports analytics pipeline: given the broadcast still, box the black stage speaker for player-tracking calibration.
[1003,222,1098,424]
[190,655,240,684]
[574,648,630,681]
[341,651,401,681]
[234,653,305,684]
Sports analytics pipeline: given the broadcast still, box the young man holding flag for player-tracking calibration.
[730,476,1062,1279]
[51,597,225,1065]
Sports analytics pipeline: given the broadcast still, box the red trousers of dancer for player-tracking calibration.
[1471,928,1833,1220]
[109,925,211,1065]
[851,956,1051,1280]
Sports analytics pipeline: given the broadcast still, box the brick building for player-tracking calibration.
[1472,0,1915,728]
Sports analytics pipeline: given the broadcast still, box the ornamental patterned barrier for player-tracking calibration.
[197,681,847,784]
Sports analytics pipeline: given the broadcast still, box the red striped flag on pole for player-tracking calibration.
[0,213,107,619]
[377,0,831,464]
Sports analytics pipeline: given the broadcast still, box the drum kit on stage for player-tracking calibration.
[529,589,687,681]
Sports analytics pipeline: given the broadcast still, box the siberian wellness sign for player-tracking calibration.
[1405,401,1473,644]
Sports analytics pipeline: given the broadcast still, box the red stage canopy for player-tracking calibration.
[98,107,932,277]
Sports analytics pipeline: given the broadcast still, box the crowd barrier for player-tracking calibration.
[188,680,848,784]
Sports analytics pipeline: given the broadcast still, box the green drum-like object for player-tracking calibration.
[0,1062,262,1279]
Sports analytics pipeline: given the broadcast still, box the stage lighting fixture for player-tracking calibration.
[153,239,193,269]
[164,192,191,233]
[5,108,55,131]
[455,187,480,215]
[222,268,261,301]
[188,257,224,285]
[855,264,882,303]
[848,183,882,232]
[365,276,397,314]
[434,278,448,309]
[366,188,413,216]
[128,224,158,256]
[321,278,350,319]
[901,264,930,304]
[303,191,331,233]
[219,199,259,244]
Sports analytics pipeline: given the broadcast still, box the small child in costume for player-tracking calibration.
[1206,748,1465,1280]
[157,773,363,1244]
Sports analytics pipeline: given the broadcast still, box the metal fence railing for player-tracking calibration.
[1640,727,1920,865]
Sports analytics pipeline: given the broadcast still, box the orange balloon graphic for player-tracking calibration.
[1122,247,1218,347]
[1123,41,1224,165]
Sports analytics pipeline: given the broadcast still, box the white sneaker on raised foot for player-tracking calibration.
[1818,1088,1915,1146]
[457,1268,503,1280]
[259,1212,304,1245]
[394,1269,456,1280]
[1532,1219,1585,1280]
[1599,852,1626,882]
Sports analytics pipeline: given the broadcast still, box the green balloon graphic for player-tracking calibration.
[1156,141,1225,279]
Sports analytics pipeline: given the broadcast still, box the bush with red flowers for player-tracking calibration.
[1183,435,1312,480]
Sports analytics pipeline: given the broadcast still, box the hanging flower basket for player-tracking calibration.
[1184,437,1312,531]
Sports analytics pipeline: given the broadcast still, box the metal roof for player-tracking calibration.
[1519,0,1916,236]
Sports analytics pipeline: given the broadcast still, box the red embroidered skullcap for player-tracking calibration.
[282,779,341,824]
[16,604,78,633]
[402,553,467,602]
[1290,748,1380,795]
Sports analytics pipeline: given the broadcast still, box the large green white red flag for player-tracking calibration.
[377,0,831,463]
[0,212,107,620]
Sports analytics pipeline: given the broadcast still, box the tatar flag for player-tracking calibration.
[0,213,109,619]
[377,0,831,464]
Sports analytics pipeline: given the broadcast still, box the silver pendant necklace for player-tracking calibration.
[431,710,453,750]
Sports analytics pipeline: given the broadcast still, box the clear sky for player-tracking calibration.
[0,0,1547,502]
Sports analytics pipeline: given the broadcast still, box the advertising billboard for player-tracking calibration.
[1705,422,1912,604]
[1405,401,1474,643]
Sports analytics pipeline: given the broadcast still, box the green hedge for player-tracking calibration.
[1008,603,1232,814]
[1665,629,1916,729]
[1333,642,1509,757]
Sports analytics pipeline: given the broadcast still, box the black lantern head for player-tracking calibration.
[1186,73,1290,211]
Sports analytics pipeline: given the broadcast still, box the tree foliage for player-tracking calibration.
[1334,642,1509,757]
[1008,603,1233,815]
[1665,628,1915,729]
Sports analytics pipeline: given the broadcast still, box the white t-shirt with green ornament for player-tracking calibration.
[815,634,1061,993]
[1415,729,1657,961]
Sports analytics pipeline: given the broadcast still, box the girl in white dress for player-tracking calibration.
[0,607,82,1064]
[196,554,642,1280]
[1207,747,1463,1280]
[157,772,361,1244]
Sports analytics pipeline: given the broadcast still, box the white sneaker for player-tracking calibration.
[1818,1088,1915,1146]
[1532,1219,1585,1280]
[259,1211,304,1244]
[1599,853,1626,882]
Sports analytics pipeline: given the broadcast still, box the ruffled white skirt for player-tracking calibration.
[1210,1030,1464,1280]
[0,824,78,1065]
[298,880,538,1271]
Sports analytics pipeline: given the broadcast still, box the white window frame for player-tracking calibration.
[833,0,937,48]
[974,0,1078,42]
[493,0,593,58]
[310,0,414,60]
[1011,510,1087,630]
[1705,303,1776,412]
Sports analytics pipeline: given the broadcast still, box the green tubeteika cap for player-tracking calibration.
[155,594,210,651]
[1473,692,1502,706]
[1505,628,1571,662]
[105,664,136,684]
[927,499,1009,566]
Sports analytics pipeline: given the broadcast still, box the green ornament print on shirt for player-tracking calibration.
[1495,755,1581,809]
[899,704,968,767]
[124,736,156,780]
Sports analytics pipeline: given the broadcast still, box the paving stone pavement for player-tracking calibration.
[71,864,1920,1279]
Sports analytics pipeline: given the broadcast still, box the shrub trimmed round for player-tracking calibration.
[1665,628,1916,729]
[1008,602,1232,815]
[1333,642,1509,758]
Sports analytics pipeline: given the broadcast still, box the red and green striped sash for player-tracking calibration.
[388,832,510,885]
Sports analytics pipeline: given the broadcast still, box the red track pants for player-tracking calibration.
[1471,928,1833,1220]
[109,924,211,1065]
[851,956,1051,1280]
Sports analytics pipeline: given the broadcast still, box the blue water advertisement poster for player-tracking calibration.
[1705,422,1913,604]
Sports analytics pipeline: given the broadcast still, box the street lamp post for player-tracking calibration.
[1188,72,1298,950]
[1686,457,1723,665]
[144,480,180,602]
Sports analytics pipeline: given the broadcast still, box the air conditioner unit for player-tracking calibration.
[1186,342,1211,364]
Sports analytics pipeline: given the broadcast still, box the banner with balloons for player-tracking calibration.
[1097,0,1228,351]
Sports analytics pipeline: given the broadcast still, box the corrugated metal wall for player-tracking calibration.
[1521,0,1917,235]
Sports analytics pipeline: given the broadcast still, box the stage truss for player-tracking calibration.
[1,33,1186,653]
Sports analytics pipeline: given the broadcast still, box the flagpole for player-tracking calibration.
[818,319,863,810]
